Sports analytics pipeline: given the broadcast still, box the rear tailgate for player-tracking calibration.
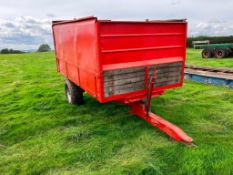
[99,20,187,99]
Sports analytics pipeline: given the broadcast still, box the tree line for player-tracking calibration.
[0,44,51,54]
[0,48,25,54]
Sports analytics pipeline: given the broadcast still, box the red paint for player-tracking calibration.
[52,17,193,144]
[129,102,193,143]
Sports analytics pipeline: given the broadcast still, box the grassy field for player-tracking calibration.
[186,49,233,68]
[0,50,233,175]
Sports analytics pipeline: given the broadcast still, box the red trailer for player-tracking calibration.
[52,16,193,144]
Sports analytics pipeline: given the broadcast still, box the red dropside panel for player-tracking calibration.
[52,18,101,98]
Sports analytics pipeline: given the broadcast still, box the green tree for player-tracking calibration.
[0,48,24,54]
[1,48,9,54]
[37,44,51,52]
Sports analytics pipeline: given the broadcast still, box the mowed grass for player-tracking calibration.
[186,49,233,68]
[0,51,233,175]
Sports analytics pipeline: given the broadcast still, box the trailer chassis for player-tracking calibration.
[122,68,193,144]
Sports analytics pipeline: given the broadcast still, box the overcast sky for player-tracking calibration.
[0,0,233,50]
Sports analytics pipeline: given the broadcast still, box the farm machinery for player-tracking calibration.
[201,43,233,58]
[52,16,193,144]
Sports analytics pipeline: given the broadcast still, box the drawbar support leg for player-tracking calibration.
[128,102,193,144]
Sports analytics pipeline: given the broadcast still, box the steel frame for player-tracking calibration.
[128,102,193,144]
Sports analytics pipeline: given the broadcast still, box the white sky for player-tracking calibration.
[0,0,233,50]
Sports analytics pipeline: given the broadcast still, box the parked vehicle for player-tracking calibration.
[200,43,233,58]
[52,16,193,144]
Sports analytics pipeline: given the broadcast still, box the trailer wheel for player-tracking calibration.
[225,50,230,57]
[229,49,233,56]
[214,49,226,58]
[65,79,85,105]
[202,49,212,58]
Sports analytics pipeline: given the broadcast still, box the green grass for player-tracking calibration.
[0,51,233,175]
[186,49,233,68]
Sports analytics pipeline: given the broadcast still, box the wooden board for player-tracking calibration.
[104,81,145,97]
[104,76,145,87]
[103,61,183,97]
[104,71,145,82]
[185,65,233,74]
[104,67,145,76]
[104,66,146,97]
[150,62,182,88]
[185,69,233,80]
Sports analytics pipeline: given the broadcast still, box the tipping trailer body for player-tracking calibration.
[52,17,193,144]
[52,16,187,103]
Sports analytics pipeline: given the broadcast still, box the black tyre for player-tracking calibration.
[229,49,233,56]
[202,49,212,58]
[65,79,85,105]
[225,49,230,57]
[214,49,226,58]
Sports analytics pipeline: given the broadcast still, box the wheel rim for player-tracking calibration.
[66,88,72,103]
[218,51,223,57]
[204,51,209,57]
